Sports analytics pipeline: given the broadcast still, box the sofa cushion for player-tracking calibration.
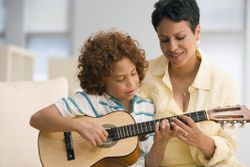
[0,77,68,167]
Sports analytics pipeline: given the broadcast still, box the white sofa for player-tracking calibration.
[0,77,68,167]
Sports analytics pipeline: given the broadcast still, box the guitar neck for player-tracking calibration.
[109,110,208,140]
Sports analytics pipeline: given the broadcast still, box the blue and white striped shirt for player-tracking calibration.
[55,91,155,167]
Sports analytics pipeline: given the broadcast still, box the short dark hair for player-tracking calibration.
[151,0,200,33]
[77,31,148,95]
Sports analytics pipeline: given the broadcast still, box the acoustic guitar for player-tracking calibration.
[38,105,250,167]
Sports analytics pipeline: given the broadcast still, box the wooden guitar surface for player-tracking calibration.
[38,111,140,167]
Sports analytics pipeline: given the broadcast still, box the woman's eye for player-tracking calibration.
[176,36,185,40]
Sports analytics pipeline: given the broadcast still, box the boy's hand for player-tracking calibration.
[75,120,108,146]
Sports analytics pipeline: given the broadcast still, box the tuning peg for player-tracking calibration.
[219,121,225,128]
[230,121,236,128]
[239,120,246,127]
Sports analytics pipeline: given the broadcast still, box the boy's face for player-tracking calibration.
[105,57,139,102]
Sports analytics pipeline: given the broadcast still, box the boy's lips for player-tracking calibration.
[126,89,135,95]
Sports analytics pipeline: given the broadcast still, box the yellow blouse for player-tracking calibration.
[140,49,244,167]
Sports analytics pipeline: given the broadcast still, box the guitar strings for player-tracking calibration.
[108,113,207,140]
[108,114,208,138]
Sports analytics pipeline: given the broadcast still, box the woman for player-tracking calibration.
[140,0,245,166]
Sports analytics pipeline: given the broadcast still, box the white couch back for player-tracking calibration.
[0,78,68,167]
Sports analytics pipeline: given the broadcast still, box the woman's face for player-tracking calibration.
[156,18,200,68]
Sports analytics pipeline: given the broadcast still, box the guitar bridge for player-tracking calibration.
[64,132,75,161]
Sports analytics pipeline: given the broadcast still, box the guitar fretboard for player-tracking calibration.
[108,110,208,141]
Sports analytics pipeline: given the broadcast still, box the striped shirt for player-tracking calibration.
[55,91,155,167]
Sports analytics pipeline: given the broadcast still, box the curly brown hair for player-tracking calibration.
[77,31,148,95]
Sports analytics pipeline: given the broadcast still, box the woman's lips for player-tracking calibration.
[169,51,183,58]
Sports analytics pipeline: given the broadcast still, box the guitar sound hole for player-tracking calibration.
[98,124,118,148]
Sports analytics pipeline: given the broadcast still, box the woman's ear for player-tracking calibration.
[195,24,201,41]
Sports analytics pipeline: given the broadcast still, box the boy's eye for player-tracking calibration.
[160,39,169,43]
[116,78,125,82]
[131,71,137,76]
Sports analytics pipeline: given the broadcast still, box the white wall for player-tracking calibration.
[72,0,161,58]
[72,0,250,166]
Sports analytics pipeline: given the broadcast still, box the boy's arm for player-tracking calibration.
[29,104,108,146]
[30,104,78,132]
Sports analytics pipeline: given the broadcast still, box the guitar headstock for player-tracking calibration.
[207,105,250,127]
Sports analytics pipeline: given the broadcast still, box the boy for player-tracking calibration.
[30,30,171,166]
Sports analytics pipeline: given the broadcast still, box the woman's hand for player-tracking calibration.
[172,115,215,159]
[74,120,108,147]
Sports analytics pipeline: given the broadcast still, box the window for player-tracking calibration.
[0,0,6,43]
[197,0,246,101]
[24,0,71,80]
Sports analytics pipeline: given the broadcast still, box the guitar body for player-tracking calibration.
[38,111,141,167]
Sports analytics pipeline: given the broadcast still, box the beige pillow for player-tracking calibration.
[0,77,68,167]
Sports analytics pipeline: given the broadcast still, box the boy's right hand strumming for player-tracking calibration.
[74,120,108,146]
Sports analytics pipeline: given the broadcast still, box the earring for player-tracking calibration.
[196,40,200,48]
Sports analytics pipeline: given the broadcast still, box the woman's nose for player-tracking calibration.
[168,40,178,51]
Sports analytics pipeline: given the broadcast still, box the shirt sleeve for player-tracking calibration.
[54,91,102,117]
[194,126,237,166]
[192,74,239,166]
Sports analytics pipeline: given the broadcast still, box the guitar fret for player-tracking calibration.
[134,124,137,135]
[126,125,130,137]
[131,125,135,136]
[136,124,139,135]
[124,126,127,138]
[197,110,207,121]
[122,126,125,138]
[120,126,124,139]
[116,127,120,139]
[119,127,124,139]
[135,124,139,135]
[139,123,143,134]
[194,112,199,122]
[124,126,127,137]
[131,125,135,135]
[189,112,196,122]
[128,125,132,136]
[124,126,128,137]
[144,122,148,133]
[151,120,155,131]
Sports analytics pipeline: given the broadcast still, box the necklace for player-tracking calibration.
[169,69,189,97]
